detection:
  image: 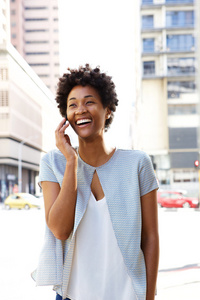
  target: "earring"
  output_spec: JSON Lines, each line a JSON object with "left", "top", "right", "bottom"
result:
{"left": 106, "top": 114, "right": 111, "bottom": 119}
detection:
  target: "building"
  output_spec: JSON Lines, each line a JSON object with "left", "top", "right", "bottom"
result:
{"left": 134, "top": 0, "right": 199, "bottom": 194}
{"left": 9, "top": 0, "right": 60, "bottom": 94}
{"left": 0, "top": 0, "right": 60, "bottom": 201}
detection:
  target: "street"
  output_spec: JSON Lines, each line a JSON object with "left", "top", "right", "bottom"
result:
{"left": 0, "top": 206, "right": 200, "bottom": 300}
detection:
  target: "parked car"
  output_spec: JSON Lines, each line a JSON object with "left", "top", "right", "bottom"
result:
{"left": 157, "top": 190, "right": 199, "bottom": 208}
{"left": 4, "top": 193, "right": 43, "bottom": 210}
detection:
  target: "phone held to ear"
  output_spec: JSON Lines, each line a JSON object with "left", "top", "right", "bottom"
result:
{"left": 63, "top": 114, "right": 68, "bottom": 126}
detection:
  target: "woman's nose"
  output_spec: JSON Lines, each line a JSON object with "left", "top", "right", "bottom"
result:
{"left": 75, "top": 104, "right": 87, "bottom": 114}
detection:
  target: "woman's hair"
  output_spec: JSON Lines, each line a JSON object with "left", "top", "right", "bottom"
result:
{"left": 55, "top": 64, "right": 119, "bottom": 131}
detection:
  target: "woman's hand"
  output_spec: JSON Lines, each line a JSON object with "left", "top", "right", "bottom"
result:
{"left": 55, "top": 118, "right": 77, "bottom": 160}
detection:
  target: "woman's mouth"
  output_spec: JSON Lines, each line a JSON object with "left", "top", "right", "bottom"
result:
{"left": 76, "top": 118, "right": 92, "bottom": 126}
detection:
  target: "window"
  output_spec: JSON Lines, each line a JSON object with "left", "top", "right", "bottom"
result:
{"left": 166, "top": 0, "right": 194, "bottom": 3}
{"left": 142, "top": 0, "right": 153, "bottom": 4}
{"left": 0, "top": 68, "right": 8, "bottom": 80}
{"left": 25, "top": 18, "right": 48, "bottom": 21}
{"left": 25, "top": 7, "right": 47, "bottom": 10}
{"left": 26, "top": 52, "right": 49, "bottom": 55}
{"left": 167, "top": 34, "right": 194, "bottom": 52}
{"left": 167, "top": 57, "right": 195, "bottom": 75}
{"left": 0, "top": 91, "right": 9, "bottom": 106}
{"left": 143, "top": 61, "right": 155, "bottom": 75}
{"left": 168, "top": 104, "right": 197, "bottom": 115}
{"left": 11, "top": 22, "right": 16, "bottom": 27}
{"left": 0, "top": 113, "right": 9, "bottom": 119}
{"left": 30, "top": 63, "right": 49, "bottom": 66}
{"left": 143, "top": 38, "right": 154, "bottom": 52}
{"left": 11, "top": 9, "right": 16, "bottom": 15}
{"left": 166, "top": 11, "right": 194, "bottom": 28}
{"left": 167, "top": 81, "right": 195, "bottom": 98}
{"left": 142, "top": 15, "right": 154, "bottom": 29}
{"left": 38, "top": 74, "right": 49, "bottom": 78}
{"left": 25, "top": 29, "right": 49, "bottom": 32}
{"left": 11, "top": 33, "right": 16, "bottom": 38}
{"left": 169, "top": 128, "right": 197, "bottom": 149}
{"left": 25, "top": 41, "right": 49, "bottom": 44}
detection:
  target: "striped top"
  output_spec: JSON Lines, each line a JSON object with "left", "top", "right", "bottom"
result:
{"left": 32, "top": 148, "right": 158, "bottom": 300}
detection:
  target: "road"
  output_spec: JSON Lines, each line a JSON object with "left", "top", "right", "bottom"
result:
{"left": 0, "top": 206, "right": 199, "bottom": 300}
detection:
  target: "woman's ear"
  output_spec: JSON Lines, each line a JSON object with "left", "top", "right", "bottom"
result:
{"left": 106, "top": 108, "right": 111, "bottom": 119}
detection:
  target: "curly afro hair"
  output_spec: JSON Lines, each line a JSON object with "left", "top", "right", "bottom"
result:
{"left": 55, "top": 64, "right": 119, "bottom": 131}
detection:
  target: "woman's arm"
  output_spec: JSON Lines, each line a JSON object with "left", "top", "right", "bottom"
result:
{"left": 141, "top": 189, "right": 159, "bottom": 300}
{"left": 42, "top": 119, "right": 78, "bottom": 240}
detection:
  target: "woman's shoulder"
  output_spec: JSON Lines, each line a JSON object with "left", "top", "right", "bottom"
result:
{"left": 41, "top": 148, "right": 66, "bottom": 163}
{"left": 117, "top": 149, "right": 150, "bottom": 161}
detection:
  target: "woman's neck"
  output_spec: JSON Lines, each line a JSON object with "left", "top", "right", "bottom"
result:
{"left": 78, "top": 137, "right": 115, "bottom": 167}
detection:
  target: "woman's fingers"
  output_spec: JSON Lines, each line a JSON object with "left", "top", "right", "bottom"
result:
{"left": 56, "top": 118, "right": 69, "bottom": 133}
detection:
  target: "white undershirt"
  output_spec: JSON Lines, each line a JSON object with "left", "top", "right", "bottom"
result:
{"left": 66, "top": 192, "right": 137, "bottom": 300}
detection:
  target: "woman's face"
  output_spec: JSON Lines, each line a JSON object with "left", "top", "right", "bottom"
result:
{"left": 66, "top": 85, "right": 110, "bottom": 141}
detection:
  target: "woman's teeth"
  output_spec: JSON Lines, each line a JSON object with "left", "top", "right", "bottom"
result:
{"left": 76, "top": 119, "right": 92, "bottom": 125}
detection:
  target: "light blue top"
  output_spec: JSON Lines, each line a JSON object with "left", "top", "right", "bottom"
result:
{"left": 32, "top": 148, "right": 158, "bottom": 300}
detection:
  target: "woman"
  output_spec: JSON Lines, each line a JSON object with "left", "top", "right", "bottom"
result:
{"left": 33, "top": 64, "right": 159, "bottom": 300}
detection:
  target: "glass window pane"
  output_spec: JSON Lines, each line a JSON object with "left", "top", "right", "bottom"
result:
{"left": 167, "top": 81, "right": 196, "bottom": 98}
{"left": 142, "top": 15, "right": 154, "bottom": 29}
{"left": 167, "top": 57, "right": 195, "bottom": 75}
{"left": 166, "top": 0, "right": 194, "bottom": 3}
{"left": 167, "top": 34, "right": 194, "bottom": 51}
{"left": 143, "top": 38, "right": 154, "bottom": 52}
{"left": 143, "top": 61, "right": 155, "bottom": 75}
{"left": 168, "top": 104, "right": 197, "bottom": 115}
{"left": 142, "top": 0, "right": 153, "bottom": 4}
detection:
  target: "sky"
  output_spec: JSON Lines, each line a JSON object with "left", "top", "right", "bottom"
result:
{"left": 58, "top": 0, "right": 138, "bottom": 148}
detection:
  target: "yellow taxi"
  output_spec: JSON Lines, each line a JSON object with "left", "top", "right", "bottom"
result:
{"left": 4, "top": 193, "right": 43, "bottom": 210}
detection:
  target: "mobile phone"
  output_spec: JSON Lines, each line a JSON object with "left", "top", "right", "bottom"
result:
{"left": 63, "top": 114, "right": 68, "bottom": 126}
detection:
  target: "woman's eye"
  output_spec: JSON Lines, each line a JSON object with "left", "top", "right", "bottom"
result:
{"left": 86, "top": 101, "right": 94, "bottom": 105}
{"left": 69, "top": 103, "right": 76, "bottom": 107}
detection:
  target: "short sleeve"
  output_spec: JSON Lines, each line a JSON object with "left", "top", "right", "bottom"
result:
{"left": 38, "top": 152, "right": 58, "bottom": 188}
{"left": 139, "top": 152, "right": 159, "bottom": 197}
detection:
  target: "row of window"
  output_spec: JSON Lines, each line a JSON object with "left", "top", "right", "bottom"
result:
{"left": 143, "top": 57, "right": 196, "bottom": 76}
{"left": 143, "top": 34, "right": 194, "bottom": 53}
{"left": 25, "top": 29, "right": 58, "bottom": 32}
{"left": 0, "top": 91, "right": 9, "bottom": 106}
{"left": 30, "top": 63, "right": 60, "bottom": 66}
{"left": 24, "top": 18, "right": 58, "bottom": 22}
{"left": 25, "top": 40, "right": 59, "bottom": 44}
{"left": 142, "top": 0, "right": 194, "bottom": 5}
{"left": 142, "top": 11, "right": 194, "bottom": 29}
{"left": 167, "top": 81, "right": 195, "bottom": 98}
{"left": 168, "top": 104, "right": 197, "bottom": 115}
{"left": 26, "top": 52, "right": 59, "bottom": 55}
{"left": 0, "top": 68, "right": 8, "bottom": 81}
{"left": 12, "top": 29, "right": 59, "bottom": 38}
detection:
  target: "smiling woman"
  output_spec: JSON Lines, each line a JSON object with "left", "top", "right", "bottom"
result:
{"left": 66, "top": 85, "right": 111, "bottom": 141}
{"left": 32, "top": 64, "right": 159, "bottom": 300}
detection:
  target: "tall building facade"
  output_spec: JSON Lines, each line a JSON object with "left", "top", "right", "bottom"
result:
{"left": 0, "top": 0, "right": 60, "bottom": 201}
{"left": 135, "top": 0, "right": 198, "bottom": 193}
{"left": 10, "top": 0, "right": 60, "bottom": 94}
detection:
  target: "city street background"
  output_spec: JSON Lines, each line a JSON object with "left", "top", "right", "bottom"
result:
{"left": 0, "top": 205, "right": 199, "bottom": 300}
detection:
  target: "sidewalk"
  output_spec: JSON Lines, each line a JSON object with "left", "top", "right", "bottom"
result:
{"left": 156, "top": 264, "right": 200, "bottom": 300}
